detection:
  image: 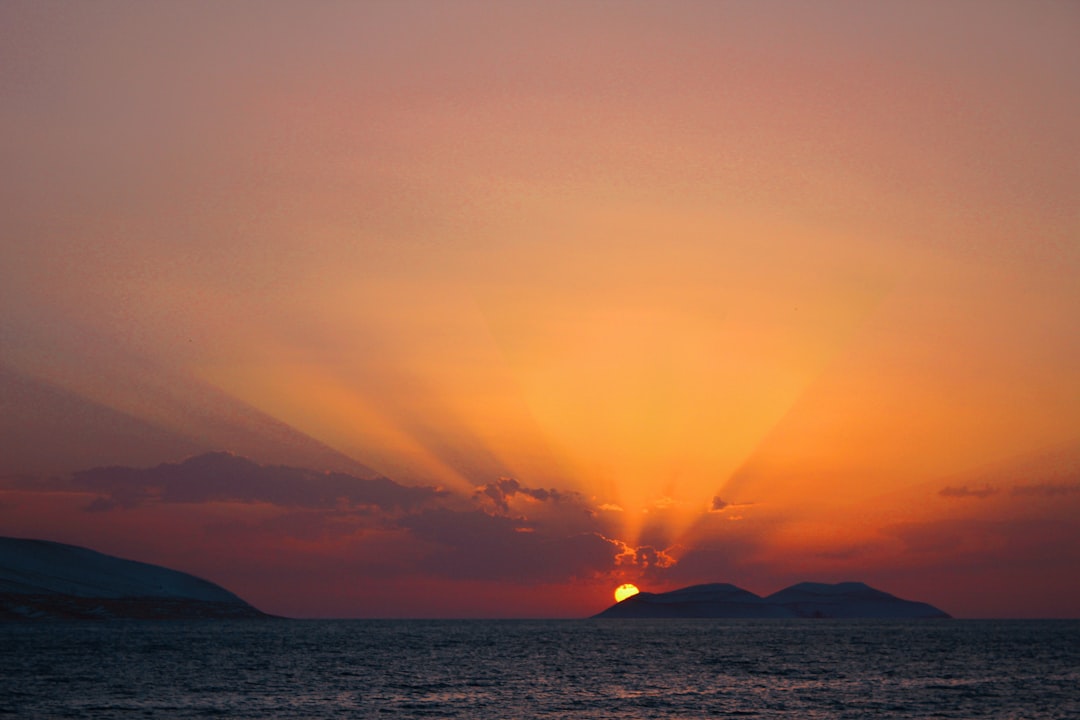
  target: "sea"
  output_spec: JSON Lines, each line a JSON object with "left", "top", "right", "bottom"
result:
{"left": 1, "top": 619, "right": 1077, "bottom": 719}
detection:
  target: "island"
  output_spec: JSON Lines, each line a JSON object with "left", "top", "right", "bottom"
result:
{"left": 593, "top": 582, "right": 950, "bottom": 619}
{"left": 0, "top": 536, "right": 271, "bottom": 620}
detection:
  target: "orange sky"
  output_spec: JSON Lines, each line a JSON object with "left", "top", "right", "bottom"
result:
{"left": 1, "top": 1, "right": 1078, "bottom": 618}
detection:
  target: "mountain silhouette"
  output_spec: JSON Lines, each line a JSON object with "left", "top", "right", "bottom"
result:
{"left": 594, "top": 581, "right": 950, "bottom": 618}
{"left": 0, "top": 536, "right": 271, "bottom": 620}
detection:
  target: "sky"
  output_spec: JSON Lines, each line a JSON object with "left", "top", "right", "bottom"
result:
{"left": 1, "top": 0, "right": 1078, "bottom": 618}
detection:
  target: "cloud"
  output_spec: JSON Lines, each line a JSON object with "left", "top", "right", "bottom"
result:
{"left": 613, "top": 540, "right": 676, "bottom": 570}
{"left": 650, "top": 496, "right": 678, "bottom": 511}
{"left": 4, "top": 454, "right": 642, "bottom": 584}
{"left": 655, "top": 539, "right": 757, "bottom": 587}
{"left": 203, "top": 508, "right": 375, "bottom": 543}
{"left": 2, "top": 453, "right": 692, "bottom": 589}
{"left": 938, "top": 484, "right": 997, "bottom": 499}
{"left": 1011, "top": 483, "right": 1080, "bottom": 497}
{"left": 8, "top": 452, "right": 445, "bottom": 513}
{"left": 397, "top": 508, "right": 622, "bottom": 582}
{"left": 473, "top": 477, "right": 575, "bottom": 514}
{"left": 709, "top": 496, "right": 755, "bottom": 514}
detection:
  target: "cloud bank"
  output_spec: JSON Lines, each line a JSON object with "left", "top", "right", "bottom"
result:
{"left": 1, "top": 453, "right": 675, "bottom": 596}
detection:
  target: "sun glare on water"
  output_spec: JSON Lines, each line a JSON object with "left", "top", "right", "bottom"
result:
{"left": 614, "top": 584, "right": 640, "bottom": 603}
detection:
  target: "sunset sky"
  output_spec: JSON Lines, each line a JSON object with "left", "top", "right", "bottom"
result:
{"left": 2, "top": 1, "right": 1078, "bottom": 618}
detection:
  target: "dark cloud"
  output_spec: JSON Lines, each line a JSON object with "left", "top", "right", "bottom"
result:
{"left": 615, "top": 543, "right": 675, "bottom": 570}
{"left": 654, "top": 540, "right": 756, "bottom": 587}
{"left": 939, "top": 484, "right": 997, "bottom": 499}
{"left": 4, "top": 453, "right": 685, "bottom": 588}
{"left": 474, "top": 477, "right": 574, "bottom": 514}
{"left": 709, "top": 496, "right": 755, "bottom": 513}
{"left": 18, "top": 452, "right": 445, "bottom": 512}
{"left": 398, "top": 508, "right": 622, "bottom": 582}
{"left": 203, "top": 508, "right": 379, "bottom": 543}
{"left": 1011, "top": 483, "right": 1080, "bottom": 497}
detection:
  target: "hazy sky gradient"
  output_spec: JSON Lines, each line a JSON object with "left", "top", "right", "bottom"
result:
{"left": 2, "top": 1, "right": 1078, "bottom": 617}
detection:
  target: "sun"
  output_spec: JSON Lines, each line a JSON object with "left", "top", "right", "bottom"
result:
{"left": 614, "top": 583, "right": 640, "bottom": 603}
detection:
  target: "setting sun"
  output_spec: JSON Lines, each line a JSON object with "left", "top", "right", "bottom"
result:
{"left": 614, "top": 584, "right": 640, "bottom": 603}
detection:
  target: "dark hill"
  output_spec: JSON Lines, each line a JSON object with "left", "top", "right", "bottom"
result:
{"left": 593, "top": 581, "right": 950, "bottom": 619}
{"left": 0, "top": 537, "right": 271, "bottom": 620}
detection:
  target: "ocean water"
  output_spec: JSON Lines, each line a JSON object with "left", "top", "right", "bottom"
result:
{"left": 1, "top": 619, "right": 1077, "bottom": 719}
